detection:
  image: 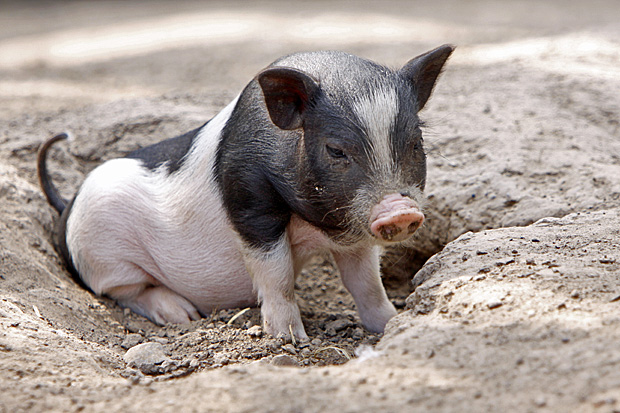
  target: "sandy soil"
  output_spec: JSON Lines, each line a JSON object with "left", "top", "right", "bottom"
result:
{"left": 1, "top": 1, "right": 619, "bottom": 412}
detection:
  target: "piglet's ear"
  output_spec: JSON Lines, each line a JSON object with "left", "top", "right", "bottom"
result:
{"left": 400, "top": 44, "right": 455, "bottom": 112}
{"left": 258, "top": 67, "right": 320, "bottom": 130}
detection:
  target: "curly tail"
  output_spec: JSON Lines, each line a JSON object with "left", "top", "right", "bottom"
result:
{"left": 37, "top": 132, "right": 70, "bottom": 214}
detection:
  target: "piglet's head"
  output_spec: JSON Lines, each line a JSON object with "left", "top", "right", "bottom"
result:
{"left": 258, "top": 45, "right": 454, "bottom": 246}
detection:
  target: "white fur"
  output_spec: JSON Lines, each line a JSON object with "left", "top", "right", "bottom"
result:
{"left": 351, "top": 85, "right": 399, "bottom": 175}
{"left": 66, "top": 94, "right": 397, "bottom": 338}
{"left": 67, "top": 97, "right": 256, "bottom": 321}
{"left": 332, "top": 245, "right": 397, "bottom": 332}
{"left": 240, "top": 238, "right": 307, "bottom": 339}
{"left": 285, "top": 216, "right": 396, "bottom": 337}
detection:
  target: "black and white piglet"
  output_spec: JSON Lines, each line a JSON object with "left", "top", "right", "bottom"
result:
{"left": 38, "top": 45, "right": 454, "bottom": 340}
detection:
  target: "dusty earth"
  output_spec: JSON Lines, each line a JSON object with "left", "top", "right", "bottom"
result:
{"left": 1, "top": 1, "right": 620, "bottom": 412}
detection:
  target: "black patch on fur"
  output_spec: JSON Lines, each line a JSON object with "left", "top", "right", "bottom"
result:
{"left": 126, "top": 124, "right": 206, "bottom": 173}
{"left": 214, "top": 82, "right": 295, "bottom": 251}
{"left": 55, "top": 196, "right": 92, "bottom": 291}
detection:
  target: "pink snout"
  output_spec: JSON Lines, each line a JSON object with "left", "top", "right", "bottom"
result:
{"left": 369, "top": 193, "right": 425, "bottom": 242}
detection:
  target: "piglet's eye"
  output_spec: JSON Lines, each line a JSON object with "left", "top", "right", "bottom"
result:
{"left": 326, "top": 144, "right": 347, "bottom": 160}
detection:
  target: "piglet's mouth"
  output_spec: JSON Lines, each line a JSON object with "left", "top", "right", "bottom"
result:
{"left": 369, "top": 193, "right": 424, "bottom": 243}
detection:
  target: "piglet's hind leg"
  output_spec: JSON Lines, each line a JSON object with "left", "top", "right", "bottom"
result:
{"left": 108, "top": 283, "right": 201, "bottom": 325}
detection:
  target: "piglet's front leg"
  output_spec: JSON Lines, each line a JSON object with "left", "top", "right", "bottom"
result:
{"left": 333, "top": 246, "right": 397, "bottom": 334}
{"left": 242, "top": 239, "right": 308, "bottom": 341}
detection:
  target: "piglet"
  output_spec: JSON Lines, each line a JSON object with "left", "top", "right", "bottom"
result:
{"left": 38, "top": 45, "right": 454, "bottom": 340}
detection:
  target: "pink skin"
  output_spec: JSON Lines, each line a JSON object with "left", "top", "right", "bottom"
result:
{"left": 369, "top": 193, "right": 425, "bottom": 242}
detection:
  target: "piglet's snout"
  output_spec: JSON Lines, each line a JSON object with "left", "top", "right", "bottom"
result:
{"left": 369, "top": 193, "right": 424, "bottom": 242}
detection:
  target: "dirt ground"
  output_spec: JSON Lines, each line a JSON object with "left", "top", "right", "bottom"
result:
{"left": 1, "top": 1, "right": 619, "bottom": 412}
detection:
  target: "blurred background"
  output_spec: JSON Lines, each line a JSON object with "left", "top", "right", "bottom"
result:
{"left": 1, "top": 0, "right": 618, "bottom": 118}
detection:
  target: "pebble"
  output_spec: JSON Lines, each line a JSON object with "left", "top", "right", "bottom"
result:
{"left": 270, "top": 354, "right": 300, "bottom": 367}
{"left": 149, "top": 336, "right": 169, "bottom": 345}
{"left": 247, "top": 325, "right": 263, "bottom": 338}
{"left": 267, "top": 339, "right": 282, "bottom": 352}
{"left": 124, "top": 342, "right": 169, "bottom": 375}
{"left": 121, "top": 333, "right": 143, "bottom": 349}
{"left": 487, "top": 301, "right": 503, "bottom": 310}
{"left": 248, "top": 357, "right": 272, "bottom": 368}
{"left": 351, "top": 327, "right": 364, "bottom": 341}
{"left": 282, "top": 344, "right": 297, "bottom": 354}
{"left": 327, "top": 318, "right": 354, "bottom": 332}
{"left": 495, "top": 258, "right": 515, "bottom": 267}
{"left": 213, "top": 354, "right": 230, "bottom": 366}
{"left": 326, "top": 318, "right": 354, "bottom": 336}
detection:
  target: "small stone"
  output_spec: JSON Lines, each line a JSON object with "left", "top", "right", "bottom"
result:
{"left": 213, "top": 354, "right": 230, "bottom": 366}
{"left": 267, "top": 339, "right": 283, "bottom": 352}
{"left": 121, "top": 333, "right": 143, "bottom": 349}
{"left": 149, "top": 337, "right": 169, "bottom": 345}
{"left": 351, "top": 327, "right": 365, "bottom": 341}
{"left": 496, "top": 258, "right": 515, "bottom": 267}
{"left": 247, "top": 325, "right": 263, "bottom": 338}
{"left": 326, "top": 318, "right": 354, "bottom": 333}
{"left": 282, "top": 344, "right": 297, "bottom": 354}
{"left": 570, "top": 290, "right": 580, "bottom": 299}
{"left": 325, "top": 328, "right": 336, "bottom": 337}
{"left": 124, "top": 342, "right": 169, "bottom": 375}
{"left": 310, "top": 338, "right": 322, "bottom": 348}
{"left": 487, "top": 301, "right": 503, "bottom": 310}
{"left": 270, "top": 355, "right": 300, "bottom": 367}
